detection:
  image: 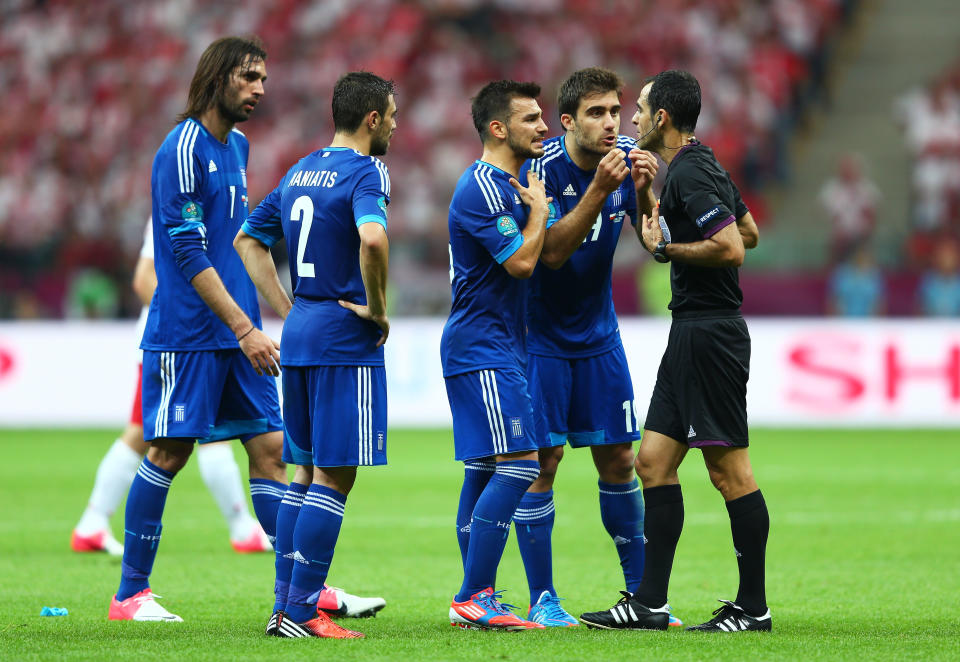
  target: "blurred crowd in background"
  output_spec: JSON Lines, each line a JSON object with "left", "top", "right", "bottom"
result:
{"left": 822, "top": 57, "right": 960, "bottom": 317}
{"left": 6, "top": 0, "right": 953, "bottom": 320}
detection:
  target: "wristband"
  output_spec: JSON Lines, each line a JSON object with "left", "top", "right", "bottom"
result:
{"left": 237, "top": 326, "right": 255, "bottom": 341}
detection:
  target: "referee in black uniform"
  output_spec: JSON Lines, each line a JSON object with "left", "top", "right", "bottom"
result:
{"left": 580, "top": 70, "right": 770, "bottom": 633}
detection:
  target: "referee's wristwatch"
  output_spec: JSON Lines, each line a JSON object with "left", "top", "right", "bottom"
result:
{"left": 652, "top": 239, "right": 670, "bottom": 263}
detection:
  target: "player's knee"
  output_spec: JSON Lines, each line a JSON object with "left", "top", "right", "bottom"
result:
{"left": 536, "top": 447, "right": 563, "bottom": 482}
{"left": 599, "top": 445, "right": 635, "bottom": 483}
{"left": 245, "top": 432, "right": 285, "bottom": 480}
{"left": 316, "top": 466, "right": 357, "bottom": 495}
{"left": 146, "top": 443, "right": 192, "bottom": 474}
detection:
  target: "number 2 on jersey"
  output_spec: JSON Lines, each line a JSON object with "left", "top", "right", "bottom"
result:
{"left": 291, "top": 195, "right": 315, "bottom": 278}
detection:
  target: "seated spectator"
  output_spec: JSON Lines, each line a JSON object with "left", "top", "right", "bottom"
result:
{"left": 827, "top": 244, "right": 885, "bottom": 316}
{"left": 918, "top": 239, "right": 960, "bottom": 316}
{"left": 818, "top": 153, "right": 880, "bottom": 262}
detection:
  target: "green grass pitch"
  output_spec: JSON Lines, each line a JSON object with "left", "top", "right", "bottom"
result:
{"left": 0, "top": 428, "right": 958, "bottom": 661}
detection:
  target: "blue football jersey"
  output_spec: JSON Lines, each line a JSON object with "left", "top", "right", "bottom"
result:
{"left": 520, "top": 135, "right": 637, "bottom": 358}
{"left": 143, "top": 119, "right": 260, "bottom": 351}
{"left": 440, "top": 161, "right": 532, "bottom": 377}
{"left": 242, "top": 147, "right": 390, "bottom": 366}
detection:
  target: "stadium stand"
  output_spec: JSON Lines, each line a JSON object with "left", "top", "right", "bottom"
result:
{"left": 0, "top": 0, "right": 858, "bottom": 317}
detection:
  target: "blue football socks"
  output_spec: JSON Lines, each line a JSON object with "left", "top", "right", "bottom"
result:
{"left": 285, "top": 484, "right": 347, "bottom": 624}
{"left": 456, "top": 459, "right": 495, "bottom": 567}
{"left": 117, "top": 458, "right": 174, "bottom": 601}
{"left": 514, "top": 489, "right": 556, "bottom": 605}
{"left": 249, "top": 478, "right": 286, "bottom": 544}
{"left": 272, "top": 481, "right": 308, "bottom": 613}
{"left": 456, "top": 459, "right": 540, "bottom": 602}
{"left": 599, "top": 479, "right": 646, "bottom": 593}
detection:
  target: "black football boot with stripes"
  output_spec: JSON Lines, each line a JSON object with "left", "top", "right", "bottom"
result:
{"left": 685, "top": 600, "right": 771, "bottom": 632}
{"left": 579, "top": 591, "right": 670, "bottom": 630}
{"left": 264, "top": 611, "right": 280, "bottom": 636}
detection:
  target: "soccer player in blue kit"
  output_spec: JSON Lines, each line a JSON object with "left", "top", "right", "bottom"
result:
{"left": 442, "top": 80, "right": 551, "bottom": 631}
{"left": 235, "top": 71, "right": 396, "bottom": 639}
{"left": 109, "top": 36, "right": 289, "bottom": 623}
{"left": 510, "top": 67, "right": 677, "bottom": 628}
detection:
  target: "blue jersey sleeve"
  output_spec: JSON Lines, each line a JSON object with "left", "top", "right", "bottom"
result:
{"left": 353, "top": 158, "right": 390, "bottom": 229}
{"left": 242, "top": 180, "right": 284, "bottom": 248}
{"left": 626, "top": 177, "right": 638, "bottom": 227}
{"left": 155, "top": 142, "right": 212, "bottom": 281}
{"left": 459, "top": 179, "right": 524, "bottom": 264}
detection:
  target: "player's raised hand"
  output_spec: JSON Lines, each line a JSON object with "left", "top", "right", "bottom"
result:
{"left": 339, "top": 300, "right": 390, "bottom": 348}
{"left": 509, "top": 171, "right": 551, "bottom": 211}
{"left": 238, "top": 327, "right": 281, "bottom": 377}
{"left": 628, "top": 148, "right": 658, "bottom": 192}
{"left": 640, "top": 204, "right": 664, "bottom": 254}
{"left": 594, "top": 148, "right": 630, "bottom": 193}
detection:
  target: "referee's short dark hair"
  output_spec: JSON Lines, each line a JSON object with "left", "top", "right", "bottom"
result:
{"left": 471, "top": 80, "right": 541, "bottom": 142}
{"left": 332, "top": 72, "right": 395, "bottom": 134}
{"left": 557, "top": 67, "right": 623, "bottom": 119}
{"left": 647, "top": 70, "right": 701, "bottom": 134}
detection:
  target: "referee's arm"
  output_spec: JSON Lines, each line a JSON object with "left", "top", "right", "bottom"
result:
{"left": 736, "top": 211, "right": 760, "bottom": 249}
{"left": 640, "top": 208, "right": 746, "bottom": 268}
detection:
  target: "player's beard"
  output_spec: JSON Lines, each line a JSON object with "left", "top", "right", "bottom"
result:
{"left": 574, "top": 128, "right": 614, "bottom": 158}
{"left": 507, "top": 131, "right": 544, "bottom": 159}
{"left": 218, "top": 93, "right": 253, "bottom": 124}
{"left": 370, "top": 124, "right": 392, "bottom": 156}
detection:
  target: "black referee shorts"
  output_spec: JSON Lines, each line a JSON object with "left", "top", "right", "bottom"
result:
{"left": 643, "top": 310, "right": 750, "bottom": 448}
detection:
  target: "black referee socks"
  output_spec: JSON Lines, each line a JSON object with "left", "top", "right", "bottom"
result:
{"left": 726, "top": 489, "right": 769, "bottom": 617}
{"left": 632, "top": 484, "right": 684, "bottom": 608}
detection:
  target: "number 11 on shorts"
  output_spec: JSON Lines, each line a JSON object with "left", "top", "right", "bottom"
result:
{"left": 622, "top": 399, "right": 640, "bottom": 433}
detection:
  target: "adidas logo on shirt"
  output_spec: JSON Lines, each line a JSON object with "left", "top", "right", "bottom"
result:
{"left": 687, "top": 425, "right": 696, "bottom": 438}
{"left": 514, "top": 194, "right": 521, "bottom": 204}
{"left": 208, "top": 160, "right": 218, "bottom": 173}
{"left": 562, "top": 183, "right": 577, "bottom": 196}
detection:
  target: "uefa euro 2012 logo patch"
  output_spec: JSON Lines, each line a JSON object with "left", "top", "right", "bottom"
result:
{"left": 377, "top": 196, "right": 388, "bottom": 218}
{"left": 496, "top": 215, "right": 518, "bottom": 237}
{"left": 181, "top": 201, "right": 203, "bottom": 221}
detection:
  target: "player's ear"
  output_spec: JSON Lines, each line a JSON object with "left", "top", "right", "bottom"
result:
{"left": 559, "top": 113, "right": 576, "bottom": 132}
{"left": 367, "top": 110, "right": 381, "bottom": 132}
{"left": 488, "top": 119, "right": 508, "bottom": 141}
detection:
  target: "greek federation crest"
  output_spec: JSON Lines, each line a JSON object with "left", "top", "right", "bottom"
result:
{"left": 496, "top": 215, "right": 518, "bottom": 237}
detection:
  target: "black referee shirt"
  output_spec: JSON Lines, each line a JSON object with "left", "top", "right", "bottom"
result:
{"left": 658, "top": 141, "right": 749, "bottom": 313}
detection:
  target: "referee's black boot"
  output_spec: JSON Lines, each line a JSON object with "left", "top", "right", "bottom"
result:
{"left": 685, "top": 600, "right": 771, "bottom": 632}
{"left": 579, "top": 591, "right": 670, "bottom": 630}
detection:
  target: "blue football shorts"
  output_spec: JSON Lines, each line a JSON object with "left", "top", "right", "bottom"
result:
{"left": 444, "top": 367, "right": 539, "bottom": 462}
{"left": 526, "top": 344, "right": 642, "bottom": 448}
{"left": 282, "top": 365, "right": 387, "bottom": 468}
{"left": 142, "top": 348, "right": 282, "bottom": 443}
